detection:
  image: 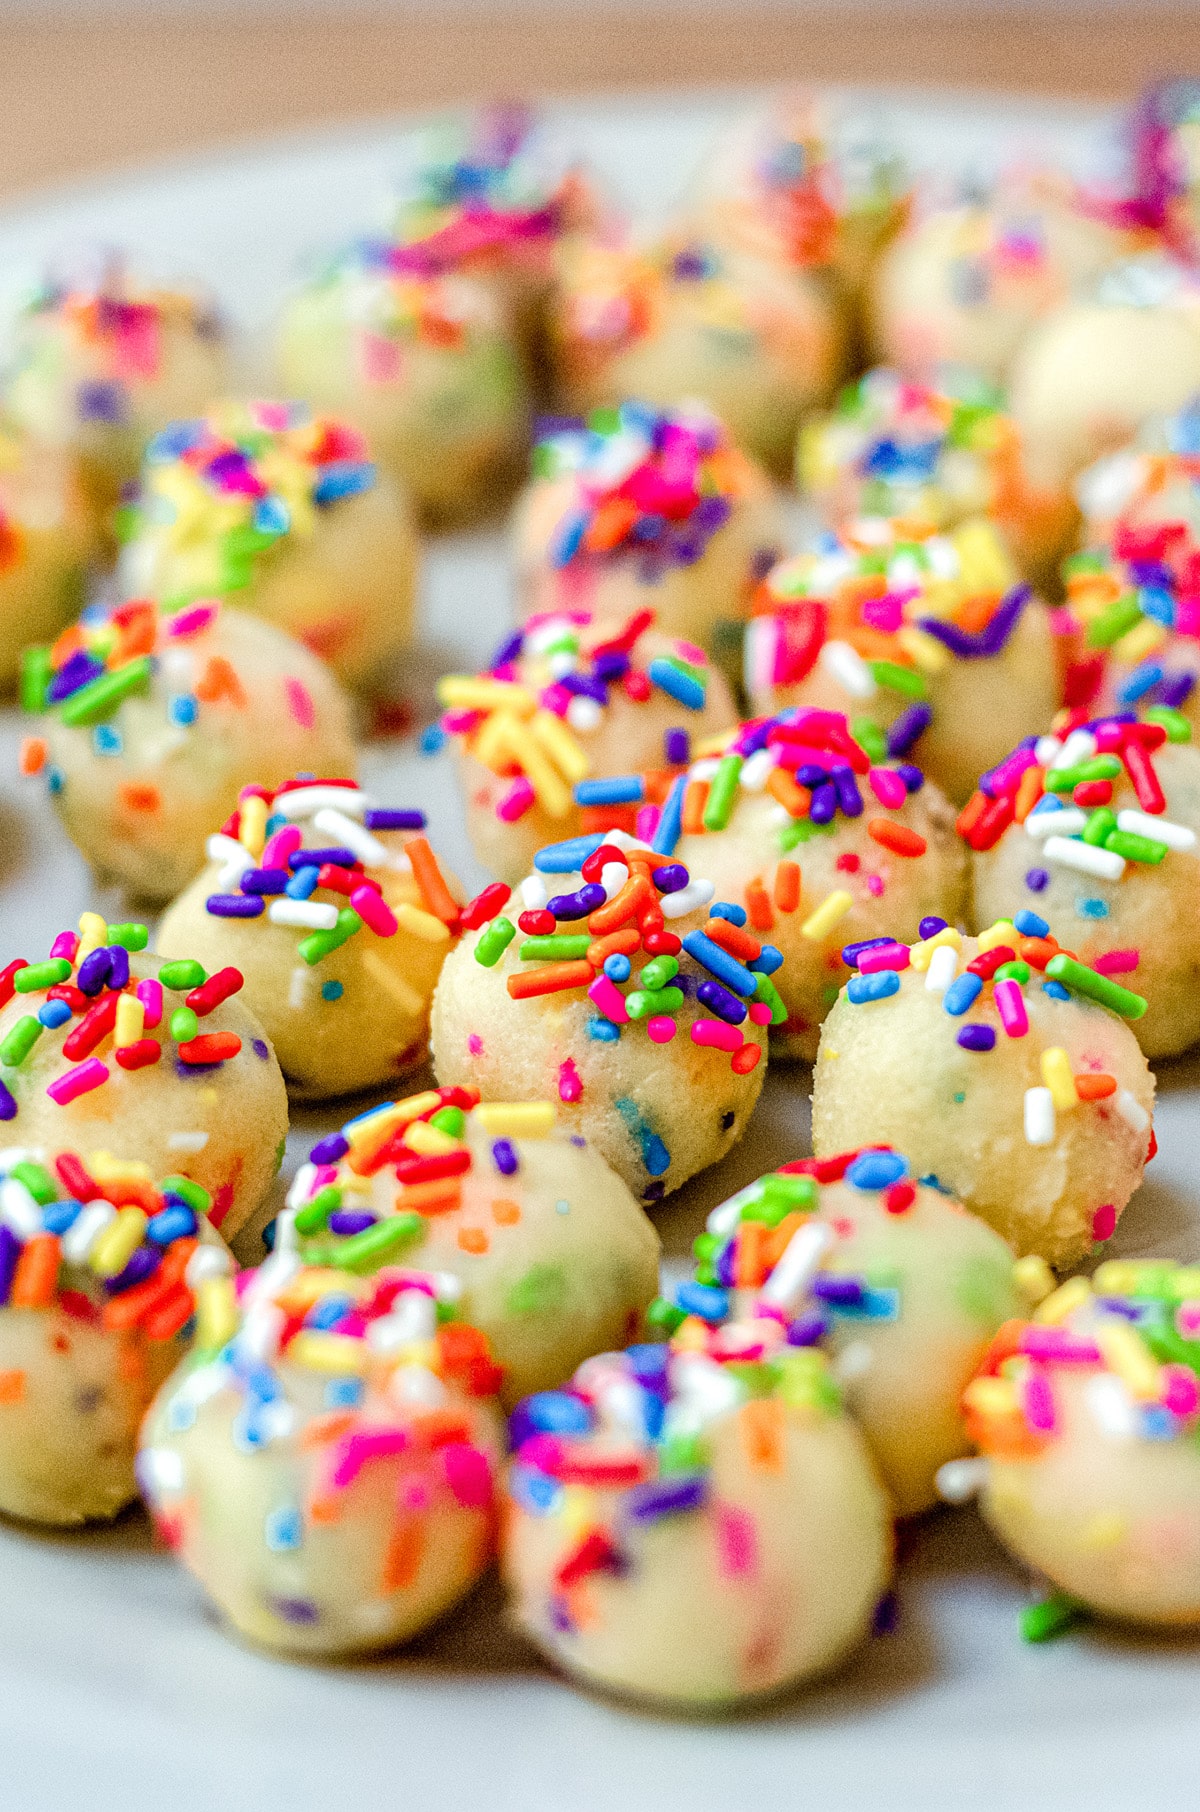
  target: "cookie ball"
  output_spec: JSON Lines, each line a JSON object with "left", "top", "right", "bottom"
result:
{"left": 0, "top": 922, "right": 287, "bottom": 1243}
{"left": 21, "top": 595, "right": 356, "bottom": 902}
{"left": 0, "top": 427, "right": 94, "bottom": 692}
{"left": 1061, "top": 535, "right": 1200, "bottom": 736}
{"left": 431, "top": 839, "right": 774, "bottom": 1205}
{"left": 503, "top": 1312, "right": 891, "bottom": 1707}
{"left": 799, "top": 367, "right": 1077, "bottom": 590}
{"left": 288, "top": 1090, "right": 659, "bottom": 1407}
{"left": 0, "top": 1144, "right": 231, "bottom": 1524}
{"left": 277, "top": 259, "right": 529, "bottom": 526}
{"left": 116, "top": 400, "right": 418, "bottom": 689}
{"left": 157, "top": 778, "right": 463, "bottom": 1099}
{"left": 744, "top": 518, "right": 1061, "bottom": 805}
{"left": 664, "top": 708, "right": 967, "bottom": 1059}
{"left": 810, "top": 918, "right": 1156, "bottom": 1269}
{"left": 139, "top": 1256, "right": 504, "bottom": 1657}
{"left": 1008, "top": 256, "right": 1200, "bottom": 494}
{"left": 435, "top": 607, "right": 736, "bottom": 885}
{"left": 549, "top": 235, "right": 848, "bottom": 477}
{"left": 5, "top": 257, "right": 230, "bottom": 529}
{"left": 512, "top": 405, "right": 785, "bottom": 670}
{"left": 962, "top": 1260, "right": 1200, "bottom": 1629}
{"left": 970, "top": 711, "right": 1200, "bottom": 1059}
{"left": 869, "top": 172, "right": 1123, "bottom": 385}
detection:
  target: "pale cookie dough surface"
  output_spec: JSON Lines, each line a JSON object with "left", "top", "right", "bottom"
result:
{"left": 0, "top": 434, "right": 93, "bottom": 693}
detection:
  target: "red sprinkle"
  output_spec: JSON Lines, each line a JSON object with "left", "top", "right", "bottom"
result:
{"left": 115, "top": 1039, "right": 162, "bottom": 1071}
{"left": 62, "top": 993, "right": 118, "bottom": 1061}
{"left": 176, "top": 1032, "right": 242, "bottom": 1065}
{"left": 884, "top": 1181, "right": 916, "bottom": 1216}
{"left": 518, "top": 909, "right": 556, "bottom": 936}
{"left": 54, "top": 1151, "right": 97, "bottom": 1200}
{"left": 186, "top": 966, "right": 244, "bottom": 1017}
{"left": 0, "top": 959, "right": 28, "bottom": 1012}
{"left": 458, "top": 882, "right": 511, "bottom": 931}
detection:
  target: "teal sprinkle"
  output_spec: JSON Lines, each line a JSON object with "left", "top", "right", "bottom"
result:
{"left": 321, "top": 980, "right": 345, "bottom": 1001}
{"left": 1075, "top": 898, "right": 1109, "bottom": 919}
{"left": 615, "top": 1095, "right": 670, "bottom": 1177}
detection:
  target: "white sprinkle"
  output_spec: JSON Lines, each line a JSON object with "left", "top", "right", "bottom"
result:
{"left": 832, "top": 1340, "right": 874, "bottom": 1383}
{"left": 1075, "top": 448, "right": 1144, "bottom": 520}
{"left": 759, "top": 1220, "right": 835, "bottom": 1311}
{"left": 670, "top": 1351, "right": 742, "bottom": 1424}
{"left": 1034, "top": 735, "right": 1064, "bottom": 766}
{"left": 312, "top": 807, "right": 387, "bottom": 866}
{"left": 368, "top": 1288, "right": 437, "bottom": 1348}
{"left": 604, "top": 830, "right": 654, "bottom": 854}
{"left": 1050, "top": 729, "right": 1096, "bottom": 770}
{"left": 739, "top": 747, "right": 775, "bottom": 792}
{"left": 566, "top": 695, "right": 602, "bottom": 733}
{"left": 688, "top": 757, "right": 722, "bottom": 783}
{"left": 1024, "top": 1086, "right": 1056, "bottom": 1146}
{"left": 600, "top": 861, "right": 629, "bottom": 900}
{"left": 1043, "top": 836, "right": 1126, "bottom": 881}
{"left": 275, "top": 785, "right": 372, "bottom": 820}
{"left": 520, "top": 874, "right": 548, "bottom": 909}
{"left": 0, "top": 1148, "right": 39, "bottom": 1177}
{"left": 207, "top": 833, "right": 253, "bottom": 888}
{"left": 288, "top": 966, "right": 311, "bottom": 1010}
{"left": 235, "top": 1301, "right": 287, "bottom": 1365}
{"left": 185, "top": 1244, "right": 234, "bottom": 1289}
{"left": 1115, "top": 1088, "right": 1150, "bottom": 1134}
{"left": 167, "top": 1131, "right": 210, "bottom": 1152}
{"left": 0, "top": 1178, "right": 42, "bottom": 1239}
{"left": 1117, "top": 808, "right": 1195, "bottom": 851}
{"left": 660, "top": 877, "right": 716, "bottom": 919}
{"left": 268, "top": 898, "right": 339, "bottom": 931}
{"left": 286, "top": 1163, "right": 317, "bottom": 1211}
{"left": 706, "top": 1181, "right": 767, "bottom": 1235}
{"left": 1025, "top": 806, "right": 1086, "bottom": 840}
{"left": 936, "top": 1457, "right": 989, "bottom": 1503}
{"left": 139, "top": 1447, "right": 185, "bottom": 1495}
{"left": 925, "top": 943, "right": 959, "bottom": 993}
{"left": 60, "top": 1198, "right": 116, "bottom": 1263}
{"left": 389, "top": 1364, "right": 449, "bottom": 1408}
{"left": 819, "top": 638, "right": 877, "bottom": 700}
{"left": 743, "top": 617, "right": 777, "bottom": 699}
{"left": 1085, "top": 1372, "right": 1139, "bottom": 1440}
{"left": 272, "top": 1208, "right": 300, "bottom": 1254}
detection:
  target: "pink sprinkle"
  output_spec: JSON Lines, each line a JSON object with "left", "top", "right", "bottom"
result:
{"left": 136, "top": 978, "right": 163, "bottom": 1028}
{"left": 47, "top": 1058, "right": 109, "bottom": 1105}
{"left": 467, "top": 1033, "right": 484, "bottom": 1056}
{"left": 587, "top": 974, "right": 629, "bottom": 1024}
{"left": 1094, "top": 949, "right": 1140, "bottom": 975}
{"left": 331, "top": 1428, "right": 410, "bottom": 1490}
{"left": 497, "top": 776, "right": 535, "bottom": 823}
{"left": 442, "top": 1441, "right": 494, "bottom": 1509}
{"left": 539, "top": 682, "right": 573, "bottom": 718}
{"left": 284, "top": 677, "right": 315, "bottom": 729}
{"left": 986, "top": 746, "right": 1038, "bottom": 797}
{"left": 167, "top": 602, "right": 217, "bottom": 639}
{"left": 714, "top": 1503, "right": 758, "bottom": 1580}
{"left": 635, "top": 805, "right": 661, "bottom": 842}
{"left": 860, "top": 593, "right": 904, "bottom": 634}
{"left": 262, "top": 824, "right": 302, "bottom": 869}
{"left": 993, "top": 977, "right": 1029, "bottom": 1039}
{"left": 1162, "top": 1365, "right": 1199, "bottom": 1420}
{"left": 1091, "top": 1203, "right": 1117, "bottom": 1242}
{"left": 1178, "top": 1303, "right": 1200, "bottom": 1339}
{"left": 858, "top": 941, "right": 910, "bottom": 975}
{"left": 443, "top": 708, "right": 482, "bottom": 736}
{"left": 1177, "top": 599, "right": 1200, "bottom": 638}
{"left": 558, "top": 1058, "right": 583, "bottom": 1102}
{"left": 690, "top": 1018, "right": 742, "bottom": 1052}
{"left": 1022, "top": 1370, "right": 1057, "bottom": 1433}
{"left": 1020, "top": 1327, "right": 1101, "bottom": 1364}
{"left": 675, "top": 640, "right": 707, "bottom": 666}
{"left": 865, "top": 873, "right": 884, "bottom": 898}
{"left": 359, "top": 329, "right": 403, "bottom": 385}
{"left": 647, "top": 1014, "right": 677, "bottom": 1043}
{"left": 867, "top": 767, "right": 907, "bottom": 809}
{"left": 748, "top": 1001, "right": 772, "bottom": 1025}
{"left": 253, "top": 401, "right": 293, "bottom": 433}
{"left": 352, "top": 884, "right": 398, "bottom": 937}
{"left": 50, "top": 931, "right": 79, "bottom": 963}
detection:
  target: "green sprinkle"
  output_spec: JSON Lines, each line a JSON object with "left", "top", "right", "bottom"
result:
{"left": 299, "top": 908, "right": 363, "bottom": 966}
{"left": 850, "top": 716, "right": 888, "bottom": 762}
{"left": 1085, "top": 594, "right": 1143, "bottom": 649}
{"left": 325, "top": 1213, "right": 425, "bottom": 1270}
{"left": 1044, "top": 952, "right": 1147, "bottom": 1019}
{"left": 294, "top": 1184, "right": 341, "bottom": 1236}
{"left": 753, "top": 971, "right": 788, "bottom": 1027}
{"left": 1105, "top": 829, "right": 1168, "bottom": 864}
{"left": 1020, "top": 1592, "right": 1085, "bottom": 1644}
{"left": 868, "top": 659, "right": 926, "bottom": 700}
{"left": 1082, "top": 807, "right": 1117, "bottom": 847}
{"left": 639, "top": 955, "right": 679, "bottom": 990}
{"left": 693, "top": 1262, "right": 718, "bottom": 1285}
{"left": 13, "top": 959, "right": 71, "bottom": 993}
{"left": 106, "top": 923, "right": 149, "bottom": 951}
{"left": 9, "top": 1160, "right": 57, "bottom": 1204}
{"left": 19, "top": 645, "right": 51, "bottom": 713}
{"left": 762, "top": 1171, "right": 818, "bottom": 1211}
{"left": 702, "top": 754, "right": 743, "bottom": 831}
{"left": 626, "top": 986, "right": 684, "bottom": 1020}
{"left": 772, "top": 1348, "right": 841, "bottom": 1414}
{"left": 170, "top": 1007, "right": 199, "bottom": 1043}
{"left": 0, "top": 1016, "right": 42, "bottom": 1066}
{"left": 58, "top": 656, "right": 153, "bottom": 727}
{"left": 506, "top": 1263, "right": 568, "bottom": 1316}
{"left": 519, "top": 935, "right": 590, "bottom": 961}
{"left": 692, "top": 1231, "right": 720, "bottom": 1261}
{"left": 159, "top": 959, "right": 207, "bottom": 991}
{"left": 1144, "top": 705, "right": 1191, "bottom": 742}
{"left": 994, "top": 960, "right": 1031, "bottom": 985}
{"left": 161, "top": 1175, "right": 212, "bottom": 1213}
{"left": 1044, "top": 756, "right": 1121, "bottom": 792}
{"left": 588, "top": 404, "right": 622, "bottom": 435}
{"left": 474, "top": 916, "right": 516, "bottom": 967}
{"left": 646, "top": 1296, "right": 686, "bottom": 1335}
{"left": 658, "top": 1431, "right": 708, "bottom": 1474}
{"left": 429, "top": 1106, "right": 465, "bottom": 1138}
{"left": 1063, "top": 550, "right": 1109, "bottom": 578}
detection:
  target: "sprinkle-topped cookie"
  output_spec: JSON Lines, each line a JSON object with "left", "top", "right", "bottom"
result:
{"left": 1063, "top": 532, "right": 1200, "bottom": 727}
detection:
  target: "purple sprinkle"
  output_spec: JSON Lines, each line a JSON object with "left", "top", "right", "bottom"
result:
{"left": 175, "top": 1058, "right": 220, "bottom": 1077}
{"left": 251, "top": 1038, "right": 269, "bottom": 1060}
{"left": 550, "top": 1596, "right": 575, "bottom": 1634}
{"left": 812, "top": 1275, "right": 866, "bottom": 1307}
{"left": 627, "top": 1474, "right": 708, "bottom": 1522}
{"left": 272, "top": 1597, "right": 320, "bottom": 1626}
{"left": 918, "top": 916, "right": 949, "bottom": 938}
{"left": 895, "top": 763, "right": 924, "bottom": 793}
{"left": 76, "top": 947, "right": 113, "bottom": 995}
{"left": 0, "top": 1080, "right": 15, "bottom": 1123}
{"left": 651, "top": 862, "right": 688, "bottom": 894}
{"left": 664, "top": 728, "right": 690, "bottom": 765}
{"left": 810, "top": 781, "right": 837, "bottom": 825}
{"left": 1025, "top": 868, "right": 1049, "bottom": 893}
{"left": 831, "top": 763, "right": 863, "bottom": 817}
{"left": 885, "top": 703, "right": 934, "bottom": 758}
{"left": 841, "top": 936, "right": 895, "bottom": 969}
{"left": 873, "top": 1589, "right": 901, "bottom": 1636}
{"left": 363, "top": 809, "right": 426, "bottom": 832}
{"left": 240, "top": 867, "right": 291, "bottom": 895}
{"left": 546, "top": 883, "right": 605, "bottom": 920}
{"left": 957, "top": 1024, "right": 996, "bottom": 1052}
{"left": 289, "top": 847, "right": 356, "bottom": 870}
{"left": 560, "top": 672, "right": 608, "bottom": 705}
{"left": 47, "top": 649, "right": 104, "bottom": 704}
{"left": 329, "top": 1211, "right": 376, "bottom": 1235}
{"left": 795, "top": 763, "right": 829, "bottom": 788}
{"left": 696, "top": 978, "right": 747, "bottom": 1024}
{"left": 489, "top": 628, "right": 525, "bottom": 668}
{"left": 76, "top": 379, "right": 127, "bottom": 424}
{"left": 787, "top": 1310, "right": 829, "bottom": 1346}
{"left": 592, "top": 651, "right": 629, "bottom": 683}
{"left": 642, "top": 1180, "right": 667, "bottom": 1204}
{"left": 310, "top": 1133, "right": 349, "bottom": 1166}
{"left": 491, "top": 1138, "right": 519, "bottom": 1176}
{"left": 106, "top": 945, "right": 130, "bottom": 992}
{"left": 715, "top": 1239, "right": 737, "bottom": 1287}
{"left": 205, "top": 894, "right": 265, "bottom": 918}
{"left": 916, "top": 584, "right": 1030, "bottom": 659}
{"left": 105, "top": 1244, "right": 161, "bottom": 1295}
{"left": 0, "top": 1226, "right": 19, "bottom": 1304}
{"left": 1160, "top": 671, "right": 1196, "bottom": 709}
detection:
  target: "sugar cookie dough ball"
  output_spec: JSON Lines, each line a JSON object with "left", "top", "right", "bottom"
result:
{"left": 431, "top": 839, "right": 774, "bottom": 1205}
{"left": 5, "top": 258, "right": 229, "bottom": 528}
{"left": 289, "top": 1091, "right": 659, "bottom": 1407}
{"left": 158, "top": 778, "right": 463, "bottom": 1099}
{"left": 970, "top": 712, "right": 1200, "bottom": 1059}
{"left": 116, "top": 399, "right": 418, "bottom": 689}
{"left": 1008, "top": 257, "right": 1200, "bottom": 494}
{"left": 0, "top": 926, "right": 287, "bottom": 1243}
{"left": 503, "top": 1314, "right": 891, "bottom": 1707}
{"left": 744, "top": 518, "right": 1060, "bottom": 805}
{"left": 513, "top": 405, "right": 785, "bottom": 669}
{"left": 22, "top": 596, "right": 356, "bottom": 902}
{"left": 669, "top": 711, "right": 967, "bottom": 1059}
{"left": 695, "top": 1149, "right": 1024, "bottom": 1515}
{"left": 869, "top": 173, "right": 1123, "bottom": 384}
{"left": 962, "top": 1261, "right": 1200, "bottom": 1628}
{"left": 139, "top": 1257, "right": 504, "bottom": 1657}
{"left": 811, "top": 918, "right": 1155, "bottom": 1269}
{"left": 1061, "top": 538, "right": 1200, "bottom": 737}
{"left": 799, "top": 367, "right": 1077, "bottom": 590}
{"left": 277, "top": 259, "right": 529, "bottom": 526}
{"left": 550, "top": 236, "right": 848, "bottom": 476}
{"left": 435, "top": 608, "right": 736, "bottom": 885}
{"left": 0, "top": 1145, "right": 230, "bottom": 1524}
{"left": 0, "top": 427, "right": 94, "bottom": 692}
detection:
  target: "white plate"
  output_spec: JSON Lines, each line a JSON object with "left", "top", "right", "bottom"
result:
{"left": 0, "top": 86, "right": 1198, "bottom": 1812}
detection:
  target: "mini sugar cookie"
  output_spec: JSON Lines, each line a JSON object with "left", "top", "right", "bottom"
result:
{"left": 1061, "top": 535, "right": 1200, "bottom": 735}
{"left": 157, "top": 778, "right": 463, "bottom": 1098}
{"left": 743, "top": 517, "right": 1060, "bottom": 805}
{"left": 0, "top": 1144, "right": 230, "bottom": 1524}
{"left": 1008, "top": 256, "right": 1200, "bottom": 494}
{"left": 811, "top": 917, "right": 1155, "bottom": 1269}
{"left": 115, "top": 399, "right": 418, "bottom": 689}
{"left": 139, "top": 1254, "right": 504, "bottom": 1657}
{"left": 277, "top": 258, "right": 529, "bottom": 526}
{"left": 503, "top": 1304, "right": 891, "bottom": 1707}
{"left": 0, "top": 426, "right": 94, "bottom": 692}
{"left": 798, "top": 367, "right": 1077, "bottom": 589}
{"left": 21, "top": 595, "right": 356, "bottom": 902}
{"left": 0, "top": 922, "right": 287, "bottom": 1242}
{"left": 288, "top": 1090, "right": 659, "bottom": 1406}
{"left": 512, "top": 405, "right": 785, "bottom": 666}
{"left": 431, "top": 838, "right": 778, "bottom": 1204}
{"left": 957, "top": 1261, "right": 1200, "bottom": 1630}
{"left": 434, "top": 608, "right": 736, "bottom": 884}
{"left": 549, "top": 236, "right": 847, "bottom": 476}
{"left": 969, "top": 710, "right": 1200, "bottom": 1059}
{"left": 655, "top": 707, "right": 968, "bottom": 1059}
{"left": 4, "top": 256, "right": 230, "bottom": 528}
{"left": 869, "top": 171, "right": 1124, "bottom": 385}
{"left": 689, "top": 1148, "right": 1024, "bottom": 1515}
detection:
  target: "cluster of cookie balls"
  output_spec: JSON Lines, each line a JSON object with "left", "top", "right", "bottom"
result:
{"left": 2, "top": 90, "right": 1200, "bottom": 1710}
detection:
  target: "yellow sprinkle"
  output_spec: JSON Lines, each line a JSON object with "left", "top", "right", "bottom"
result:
{"left": 89, "top": 1206, "right": 148, "bottom": 1279}
{"left": 473, "top": 1101, "right": 556, "bottom": 1139}
{"left": 1034, "top": 1276, "right": 1092, "bottom": 1325}
{"left": 77, "top": 911, "right": 108, "bottom": 959}
{"left": 287, "top": 1331, "right": 367, "bottom": 1375}
{"left": 800, "top": 889, "right": 854, "bottom": 941}
{"left": 670, "top": 1315, "right": 712, "bottom": 1354}
{"left": 345, "top": 1091, "right": 441, "bottom": 1150}
{"left": 239, "top": 794, "right": 268, "bottom": 858}
{"left": 561, "top": 1485, "right": 599, "bottom": 1537}
{"left": 1096, "top": 1321, "right": 1162, "bottom": 1400}
{"left": 405, "top": 1119, "right": 461, "bottom": 1157}
{"left": 472, "top": 707, "right": 519, "bottom": 774}
{"left": 361, "top": 950, "right": 425, "bottom": 1016}
{"left": 694, "top": 728, "right": 740, "bottom": 758}
{"left": 977, "top": 919, "right": 1016, "bottom": 953}
{"left": 529, "top": 708, "right": 590, "bottom": 786}
{"left": 1012, "top": 1255, "right": 1056, "bottom": 1306}
{"left": 436, "top": 676, "right": 537, "bottom": 715}
{"left": 86, "top": 1151, "right": 152, "bottom": 1185}
{"left": 1078, "top": 1511, "right": 1129, "bottom": 1551}
{"left": 393, "top": 901, "right": 451, "bottom": 943}
{"left": 194, "top": 1276, "right": 239, "bottom": 1351}
{"left": 908, "top": 925, "right": 961, "bottom": 971}
{"left": 1040, "top": 1047, "right": 1079, "bottom": 1112}
{"left": 114, "top": 994, "right": 145, "bottom": 1049}
{"left": 1111, "top": 618, "right": 1167, "bottom": 665}
{"left": 496, "top": 717, "right": 573, "bottom": 817}
{"left": 275, "top": 1269, "right": 360, "bottom": 1313}
{"left": 963, "top": 1375, "right": 1018, "bottom": 1416}
{"left": 895, "top": 624, "right": 950, "bottom": 674}
{"left": 951, "top": 519, "right": 1015, "bottom": 593}
{"left": 1091, "top": 1260, "right": 1141, "bottom": 1296}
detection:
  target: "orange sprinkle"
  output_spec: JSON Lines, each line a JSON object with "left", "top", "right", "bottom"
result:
{"left": 956, "top": 791, "right": 989, "bottom": 841}
{"left": 955, "top": 592, "right": 1002, "bottom": 635}
{"left": 307, "top": 1496, "right": 343, "bottom": 1526}
{"left": 507, "top": 959, "right": 594, "bottom": 1000}
{"left": 382, "top": 1520, "right": 425, "bottom": 1593}
{"left": 405, "top": 835, "right": 460, "bottom": 926}
{"left": 49, "top": 624, "right": 85, "bottom": 667}
{"left": 396, "top": 1180, "right": 461, "bottom": 1214}
{"left": 119, "top": 782, "right": 162, "bottom": 814}
{"left": 703, "top": 917, "right": 762, "bottom": 962}
{"left": 587, "top": 872, "right": 653, "bottom": 937}
{"left": 583, "top": 496, "right": 640, "bottom": 553}
{"left": 1075, "top": 1072, "right": 1117, "bottom": 1101}
{"left": 0, "top": 1370, "right": 25, "bottom": 1405}
{"left": 739, "top": 1397, "right": 786, "bottom": 1473}
{"left": 1017, "top": 935, "right": 1059, "bottom": 971}
{"left": 733, "top": 1220, "right": 768, "bottom": 1289}
{"left": 196, "top": 654, "right": 247, "bottom": 707}
{"left": 682, "top": 779, "right": 710, "bottom": 836}
{"left": 773, "top": 860, "right": 801, "bottom": 913}
{"left": 745, "top": 877, "right": 775, "bottom": 931}
{"left": 1014, "top": 765, "right": 1045, "bottom": 823}
{"left": 299, "top": 1411, "right": 358, "bottom": 1450}
{"left": 765, "top": 767, "right": 812, "bottom": 818}
{"left": 868, "top": 817, "right": 927, "bottom": 858}
{"left": 579, "top": 804, "right": 637, "bottom": 837}
{"left": 586, "top": 927, "right": 641, "bottom": 968}
{"left": 457, "top": 1226, "right": 490, "bottom": 1255}
{"left": 491, "top": 1199, "right": 521, "bottom": 1226}
{"left": 10, "top": 1234, "right": 61, "bottom": 1309}
{"left": 18, "top": 736, "right": 46, "bottom": 777}
{"left": 763, "top": 1211, "right": 807, "bottom": 1269}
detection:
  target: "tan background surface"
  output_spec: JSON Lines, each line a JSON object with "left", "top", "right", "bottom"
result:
{"left": 0, "top": 7, "right": 1197, "bottom": 203}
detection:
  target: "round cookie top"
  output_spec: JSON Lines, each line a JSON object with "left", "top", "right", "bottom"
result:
{"left": 964, "top": 1260, "right": 1200, "bottom": 1458}
{"left": 0, "top": 1141, "right": 229, "bottom": 1336}
{"left": 286, "top": 249, "right": 511, "bottom": 357}
{"left": 1063, "top": 529, "right": 1200, "bottom": 719}
{"left": 115, "top": 399, "right": 379, "bottom": 606}
{"left": 433, "top": 608, "right": 725, "bottom": 824}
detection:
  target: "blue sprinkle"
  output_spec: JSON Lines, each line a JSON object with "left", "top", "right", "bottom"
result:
{"left": 146, "top": 1205, "right": 197, "bottom": 1244}
{"left": 311, "top": 460, "right": 376, "bottom": 506}
{"left": 253, "top": 494, "right": 290, "bottom": 536}
{"left": 1140, "top": 1403, "right": 1177, "bottom": 1441}
{"left": 1115, "top": 660, "right": 1163, "bottom": 706}
{"left": 324, "top": 1376, "right": 364, "bottom": 1409}
{"left": 709, "top": 902, "right": 747, "bottom": 927}
{"left": 650, "top": 773, "right": 686, "bottom": 856}
{"left": 644, "top": 1133, "right": 670, "bottom": 1176}
{"left": 847, "top": 970, "right": 900, "bottom": 1004}
{"left": 1042, "top": 980, "right": 1071, "bottom": 1001}
{"left": 587, "top": 1016, "right": 620, "bottom": 1042}
{"left": 264, "top": 1505, "right": 303, "bottom": 1552}
{"left": 748, "top": 943, "right": 783, "bottom": 974}
{"left": 943, "top": 973, "right": 984, "bottom": 1016}
{"left": 37, "top": 999, "right": 72, "bottom": 1029}
{"left": 321, "top": 979, "right": 344, "bottom": 1000}
{"left": 510, "top": 1390, "right": 593, "bottom": 1449}
{"left": 647, "top": 658, "right": 706, "bottom": 712}
{"left": 681, "top": 930, "right": 757, "bottom": 998}
{"left": 167, "top": 693, "right": 198, "bottom": 727}
{"left": 46, "top": 765, "right": 64, "bottom": 795}
{"left": 603, "top": 953, "right": 631, "bottom": 982}
{"left": 574, "top": 776, "right": 644, "bottom": 806}
{"left": 40, "top": 1198, "right": 83, "bottom": 1235}
{"left": 534, "top": 833, "right": 607, "bottom": 873}
{"left": 845, "top": 1150, "right": 909, "bottom": 1191}
{"left": 286, "top": 865, "right": 320, "bottom": 900}
{"left": 1075, "top": 897, "right": 1109, "bottom": 919}
{"left": 676, "top": 1280, "right": 730, "bottom": 1322}
{"left": 420, "top": 722, "right": 448, "bottom": 755}
{"left": 1013, "top": 910, "right": 1049, "bottom": 937}
{"left": 92, "top": 722, "right": 123, "bottom": 755}
{"left": 509, "top": 1464, "right": 563, "bottom": 1516}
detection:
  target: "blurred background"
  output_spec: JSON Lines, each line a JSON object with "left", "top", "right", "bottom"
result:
{"left": 0, "top": 0, "right": 1197, "bottom": 205}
